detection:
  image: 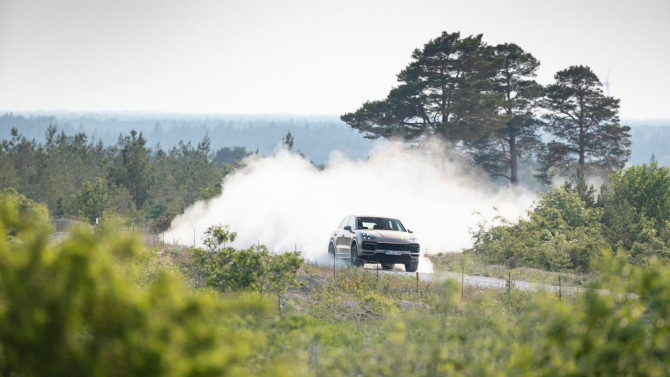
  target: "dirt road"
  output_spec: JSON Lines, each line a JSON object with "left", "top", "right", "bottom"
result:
{"left": 360, "top": 264, "right": 582, "bottom": 295}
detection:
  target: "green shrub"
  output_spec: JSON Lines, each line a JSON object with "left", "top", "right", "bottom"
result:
{"left": 0, "top": 197, "right": 270, "bottom": 376}
{"left": 191, "top": 225, "right": 303, "bottom": 296}
{"left": 471, "top": 188, "right": 607, "bottom": 272}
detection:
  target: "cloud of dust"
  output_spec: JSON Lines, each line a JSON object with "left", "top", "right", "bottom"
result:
{"left": 166, "top": 140, "right": 538, "bottom": 273}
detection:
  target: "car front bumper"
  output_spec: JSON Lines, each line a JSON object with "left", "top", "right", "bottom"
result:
{"left": 359, "top": 240, "right": 420, "bottom": 263}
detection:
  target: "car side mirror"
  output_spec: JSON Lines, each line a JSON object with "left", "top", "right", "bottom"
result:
{"left": 344, "top": 225, "right": 352, "bottom": 232}
{"left": 408, "top": 229, "right": 413, "bottom": 233}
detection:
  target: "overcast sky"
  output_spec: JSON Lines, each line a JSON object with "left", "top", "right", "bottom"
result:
{"left": 1, "top": 0, "right": 669, "bottom": 119}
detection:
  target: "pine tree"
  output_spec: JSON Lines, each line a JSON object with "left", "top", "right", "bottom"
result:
{"left": 109, "top": 130, "right": 154, "bottom": 210}
{"left": 539, "top": 65, "right": 630, "bottom": 181}
{"left": 467, "top": 43, "right": 544, "bottom": 184}
{"left": 341, "top": 32, "right": 506, "bottom": 145}
{"left": 282, "top": 131, "right": 294, "bottom": 151}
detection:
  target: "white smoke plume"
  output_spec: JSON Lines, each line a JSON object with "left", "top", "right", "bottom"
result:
{"left": 166, "top": 140, "right": 538, "bottom": 273}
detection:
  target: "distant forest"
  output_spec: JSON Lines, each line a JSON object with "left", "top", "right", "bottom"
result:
{"left": 626, "top": 120, "right": 670, "bottom": 166}
{"left": 1, "top": 113, "right": 668, "bottom": 167}
{"left": 0, "top": 113, "right": 377, "bottom": 165}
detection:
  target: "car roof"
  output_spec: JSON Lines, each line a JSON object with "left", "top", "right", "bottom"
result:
{"left": 352, "top": 215, "right": 400, "bottom": 220}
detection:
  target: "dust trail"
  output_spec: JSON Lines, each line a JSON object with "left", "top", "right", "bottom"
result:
{"left": 166, "top": 140, "right": 537, "bottom": 273}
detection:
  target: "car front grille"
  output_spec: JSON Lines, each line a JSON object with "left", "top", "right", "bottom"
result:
{"left": 376, "top": 243, "right": 410, "bottom": 251}
{"left": 362, "top": 241, "right": 377, "bottom": 251}
{"left": 361, "top": 242, "right": 420, "bottom": 253}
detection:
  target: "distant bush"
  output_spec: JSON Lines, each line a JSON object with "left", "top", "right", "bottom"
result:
{"left": 0, "top": 187, "right": 48, "bottom": 223}
{"left": 600, "top": 162, "right": 670, "bottom": 264}
{"left": 471, "top": 163, "right": 670, "bottom": 271}
{"left": 191, "top": 224, "right": 303, "bottom": 296}
{"left": 470, "top": 187, "right": 607, "bottom": 271}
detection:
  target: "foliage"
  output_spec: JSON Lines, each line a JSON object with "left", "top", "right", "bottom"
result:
{"left": 68, "top": 177, "right": 112, "bottom": 222}
{"left": 282, "top": 131, "right": 294, "bottom": 151}
{"left": 192, "top": 229, "right": 302, "bottom": 296}
{"left": 214, "top": 146, "right": 251, "bottom": 165}
{"left": 0, "top": 195, "right": 271, "bottom": 377}
{"left": 467, "top": 43, "right": 544, "bottom": 184}
{"left": 203, "top": 224, "right": 238, "bottom": 250}
{"left": 599, "top": 162, "right": 670, "bottom": 264}
{"left": 109, "top": 130, "right": 155, "bottom": 209}
{"left": 342, "top": 34, "right": 633, "bottom": 186}
{"left": 563, "top": 168, "right": 598, "bottom": 208}
{"left": 470, "top": 162, "right": 670, "bottom": 271}
{"left": 510, "top": 255, "right": 670, "bottom": 377}
{"left": 539, "top": 65, "right": 631, "bottom": 181}
{"left": 470, "top": 187, "right": 607, "bottom": 271}
{"left": 0, "top": 126, "right": 227, "bottom": 229}
{"left": 0, "top": 188, "right": 49, "bottom": 225}
{"left": 3, "top": 195, "right": 670, "bottom": 376}
{"left": 341, "top": 32, "right": 506, "bottom": 143}
{"left": 295, "top": 256, "right": 670, "bottom": 376}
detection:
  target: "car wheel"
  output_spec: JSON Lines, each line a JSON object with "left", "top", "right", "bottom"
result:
{"left": 350, "top": 243, "right": 363, "bottom": 267}
{"left": 405, "top": 261, "right": 419, "bottom": 272}
{"left": 382, "top": 264, "right": 394, "bottom": 270}
{"left": 328, "top": 242, "right": 335, "bottom": 256}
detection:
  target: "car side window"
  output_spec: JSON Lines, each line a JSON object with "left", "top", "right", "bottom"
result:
{"left": 338, "top": 217, "right": 347, "bottom": 229}
{"left": 347, "top": 216, "right": 355, "bottom": 229}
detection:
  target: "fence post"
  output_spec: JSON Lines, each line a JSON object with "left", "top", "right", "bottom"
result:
{"left": 461, "top": 253, "right": 465, "bottom": 301}
{"left": 558, "top": 274, "right": 562, "bottom": 302}
{"left": 333, "top": 249, "right": 336, "bottom": 280}
{"left": 508, "top": 271, "right": 512, "bottom": 309}
{"left": 277, "top": 292, "right": 282, "bottom": 316}
{"left": 416, "top": 272, "right": 419, "bottom": 299}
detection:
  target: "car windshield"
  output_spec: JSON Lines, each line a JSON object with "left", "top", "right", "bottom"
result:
{"left": 356, "top": 217, "right": 406, "bottom": 232}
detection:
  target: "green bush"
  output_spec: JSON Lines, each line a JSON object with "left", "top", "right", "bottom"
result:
{"left": 191, "top": 225, "right": 303, "bottom": 296}
{"left": 0, "top": 197, "right": 270, "bottom": 376}
{"left": 600, "top": 162, "right": 670, "bottom": 264}
{"left": 471, "top": 187, "right": 607, "bottom": 271}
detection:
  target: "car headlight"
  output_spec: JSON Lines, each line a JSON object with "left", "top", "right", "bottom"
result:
{"left": 361, "top": 233, "right": 376, "bottom": 240}
{"left": 409, "top": 236, "right": 418, "bottom": 242}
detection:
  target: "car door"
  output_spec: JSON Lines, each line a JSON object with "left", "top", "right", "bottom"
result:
{"left": 335, "top": 216, "right": 350, "bottom": 254}
{"left": 340, "top": 216, "right": 355, "bottom": 252}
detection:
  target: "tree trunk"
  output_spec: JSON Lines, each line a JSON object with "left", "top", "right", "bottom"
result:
{"left": 578, "top": 95, "right": 586, "bottom": 171}
{"left": 509, "top": 134, "right": 518, "bottom": 184}
{"left": 579, "top": 123, "right": 586, "bottom": 171}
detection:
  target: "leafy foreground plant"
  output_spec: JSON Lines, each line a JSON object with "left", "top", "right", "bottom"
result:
{"left": 301, "top": 256, "right": 670, "bottom": 377}
{"left": 0, "top": 199, "right": 271, "bottom": 377}
{"left": 2, "top": 195, "right": 670, "bottom": 376}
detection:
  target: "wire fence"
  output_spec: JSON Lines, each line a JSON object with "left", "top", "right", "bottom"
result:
{"left": 49, "top": 216, "right": 167, "bottom": 247}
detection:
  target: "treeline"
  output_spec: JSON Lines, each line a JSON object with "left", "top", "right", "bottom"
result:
{"left": 4, "top": 113, "right": 670, "bottom": 172}
{"left": 0, "top": 126, "right": 234, "bottom": 230}
{"left": 470, "top": 163, "right": 670, "bottom": 271}
{"left": 0, "top": 113, "right": 376, "bottom": 165}
{"left": 342, "top": 31, "right": 631, "bottom": 184}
